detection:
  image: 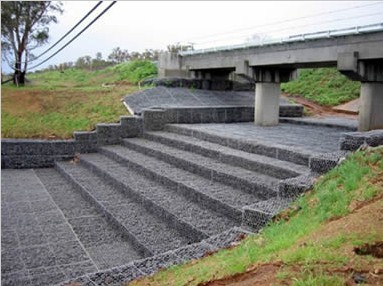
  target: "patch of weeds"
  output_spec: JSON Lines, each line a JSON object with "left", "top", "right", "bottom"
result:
{"left": 291, "top": 270, "right": 344, "bottom": 286}
{"left": 276, "top": 268, "right": 292, "bottom": 280}
{"left": 303, "top": 107, "right": 312, "bottom": 117}
{"left": 282, "top": 243, "right": 348, "bottom": 266}
{"left": 281, "top": 68, "right": 360, "bottom": 106}
{"left": 351, "top": 232, "right": 381, "bottom": 247}
{"left": 321, "top": 234, "right": 348, "bottom": 249}
{"left": 113, "top": 60, "right": 157, "bottom": 84}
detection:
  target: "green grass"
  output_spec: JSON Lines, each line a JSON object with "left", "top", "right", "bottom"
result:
{"left": 111, "top": 60, "right": 157, "bottom": 84}
{"left": 281, "top": 68, "right": 361, "bottom": 106}
{"left": 130, "top": 147, "right": 383, "bottom": 286}
{"left": 292, "top": 271, "right": 344, "bottom": 286}
{"left": 1, "top": 60, "right": 157, "bottom": 139}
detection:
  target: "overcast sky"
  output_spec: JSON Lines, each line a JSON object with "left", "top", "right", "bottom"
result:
{"left": 5, "top": 1, "right": 383, "bottom": 72}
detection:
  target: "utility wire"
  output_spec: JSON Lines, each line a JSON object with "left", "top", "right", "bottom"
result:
{"left": 29, "top": 1, "right": 117, "bottom": 70}
{"left": 178, "top": 1, "right": 383, "bottom": 44}
{"left": 30, "top": 1, "right": 103, "bottom": 61}
{"left": 195, "top": 11, "right": 383, "bottom": 46}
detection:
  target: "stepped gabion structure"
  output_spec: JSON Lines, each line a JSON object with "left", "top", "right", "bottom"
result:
{"left": 2, "top": 87, "right": 382, "bottom": 286}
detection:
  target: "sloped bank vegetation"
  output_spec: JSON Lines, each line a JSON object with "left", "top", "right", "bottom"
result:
{"left": 282, "top": 68, "right": 361, "bottom": 106}
{"left": 129, "top": 146, "right": 383, "bottom": 286}
{"left": 1, "top": 60, "right": 157, "bottom": 139}
{"left": 2, "top": 63, "right": 359, "bottom": 139}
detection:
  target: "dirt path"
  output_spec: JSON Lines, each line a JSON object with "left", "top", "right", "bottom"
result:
{"left": 283, "top": 94, "right": 358, "bottom": 120}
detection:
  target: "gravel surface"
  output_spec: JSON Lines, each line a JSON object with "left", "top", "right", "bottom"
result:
{"left": 100, "top": 145, "right": 262, "bottom": 210}
{"left": 1, "top": 169, "right": 98, "bottom": 286}
{"left": 79, "top": 153, "right": 238, "bottom": 236}
{"left": 122, "top": 137, "right": 280, "bottom": 194}
{"left": 124, "top": 87, "right": 289, "bottom": 114}
{"left": 36, "top": 169, "right": 143, "bottom": 269}
{"left": 57, "top": 161, "right": 193, "bottom": 255}
{"left": 144, "top": 131, "right": 310, "bottom": 178}
{"left": 167, "top": 122, "right": 351, "bottom": 153}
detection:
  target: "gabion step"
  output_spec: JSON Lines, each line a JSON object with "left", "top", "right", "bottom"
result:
{"left": 34, "top": 168, "right": 144, "bottom": 272}
{"left": 77, "top": 153, "right": 238, "bottom": 237}
{"left": 99, "top": 145, "right": 262, "bottom": 221}
{"left": 57, "top": 227, "right": 249, "bottom": 286}
{"left": 122, "top": 138, "right": 280, "bottom": 198}
{"left": 56, "top": 161, "right": 193, "bottom": 256}
{"left": 143, "top": 131, "right": 310, "bottom": 179}
{"left": 164, "top": 124, "right": 312, "bottom": 166}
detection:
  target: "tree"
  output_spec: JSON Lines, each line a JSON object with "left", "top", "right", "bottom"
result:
{"left": 108, "top": 47, "right": 130, "bottom": 63}
{"left": 1, "top": 1, "right": 63, "bottom": 85}
{"left": 245, "top": 33, "right": 272, "bottom": 45}
{"left": 167, "top": 43, "right": 194, "bottom": 53}
{"left": 95, "top": 52, "right": 103, "bottom": 61}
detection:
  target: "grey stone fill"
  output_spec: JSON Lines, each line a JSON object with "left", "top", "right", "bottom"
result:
{"left": 98, "top": 145, "right": 261, "bottom": 217}
{"left": 56, "top": 161, "right": 193, "bottom": 255}
{"left": 3, "top": 116, "right": 377, "bottom": 286}
{"left": 280, "top": 116, "right": 357, "bottom": 131}
{"left": 1, "top": 169, "right": 98, "bottom": 286}
{"left": 165, "top": 122, "right": 351, "bottom": 154}
{"left": 340, "top": 129, "right": 383, "bottom": 151}
{"left": 124, "top": 86, "right": 289, "bottom": 114}
{"left": 58, "top": 227, "right": 248, "bottom": 286}
{"left": 242, "top": 197, "right": 293, "bottom": 231}
{"left": 143, "top": 130, "right": 310, "bottom": 179}
{"left": 35, "top": 169, "right": 144, "bottom": 270}
{"left": 121, "top": 137, "right": 280, "bottom": 197}
{"left": 77, "top": 152, "right": 238, "bottom": 236}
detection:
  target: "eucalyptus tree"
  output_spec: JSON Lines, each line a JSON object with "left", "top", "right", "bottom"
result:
{"left": 1, "top": 1, "right": 63, "bottom": 85}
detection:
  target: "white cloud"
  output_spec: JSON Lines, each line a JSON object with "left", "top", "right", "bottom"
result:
{"left": 3, "top": 1, "right": 383, "bottom": 71}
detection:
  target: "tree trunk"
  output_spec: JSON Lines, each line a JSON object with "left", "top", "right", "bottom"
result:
{"left": 13, "top": 52, "right": 25, "bottom": 86}
{"left": 13, "top": 70, "right": 26, "bottom": 86}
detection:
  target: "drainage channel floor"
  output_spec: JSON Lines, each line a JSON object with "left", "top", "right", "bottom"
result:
{"left": 1, "top": 169, "right": 142, "bottom": 286}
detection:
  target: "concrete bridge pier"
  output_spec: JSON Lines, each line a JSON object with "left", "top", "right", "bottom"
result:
{"left": 253, "top": 68, "right": 297, "bottom": 126}
{"left": 359, "top": 83, "right": 383, "bottom": 131}
{"left": 254, "top": 83, "right": 281, "bottom": 126}
{"left": 338, "top": 54, "right": 383, "bottom": 131}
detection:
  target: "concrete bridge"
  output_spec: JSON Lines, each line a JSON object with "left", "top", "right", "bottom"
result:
{"left": 159, "top": 24, "right": 383, "bottom": 131}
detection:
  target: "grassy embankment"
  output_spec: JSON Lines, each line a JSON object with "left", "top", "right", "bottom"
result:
{"left": 2, "top": 66, "right": 359, "bottom": 139}
{"left": 1, "top": 60, "right": 157, "bottom": 139}
{"left": 281, "top": 68, "right": 361, "bottom": 106}
{"left": 129, "top": 147, "right": 383, "bottom": 286}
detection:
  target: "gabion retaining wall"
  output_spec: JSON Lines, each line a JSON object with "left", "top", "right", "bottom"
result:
{"left": 141, "top": 77, "right": 255, "bottom": 91}
{"left": 340, "top": 129, "right": 383, "bottom": 151}
{"left": 1, "top": 105, "right": 302, "bottom": 169}
{"left": 1, "top": 116, "right": 142, "bottom": 169}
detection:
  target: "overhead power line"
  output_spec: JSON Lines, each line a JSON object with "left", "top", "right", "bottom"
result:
{"left": 29, "top": 1, "right": 117, "bottom": 70}
{"left": 178, "top": 1, "right": 383, "bottom": 44}
{"left": 31, "top": 1, "right": 103, "bottom": 61}
{"left": 196, "top": 11, "right": 383, "bottom": 46}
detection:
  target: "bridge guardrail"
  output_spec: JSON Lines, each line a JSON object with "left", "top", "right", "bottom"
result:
{"left": 179, "top": 22, "right": 383, "bottom": 56}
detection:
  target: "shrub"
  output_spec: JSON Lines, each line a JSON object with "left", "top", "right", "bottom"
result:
{"left": 113, "top": 60, "right": 157, "bottom": 84}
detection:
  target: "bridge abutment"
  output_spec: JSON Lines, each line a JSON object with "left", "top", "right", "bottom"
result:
{"left": 359, "top": 83, "right": 383, "bottom": 131}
